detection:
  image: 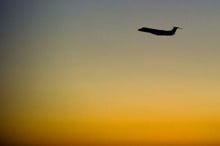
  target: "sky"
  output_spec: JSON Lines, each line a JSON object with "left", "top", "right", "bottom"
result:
{"left": 2, "top": 0, "right": 220, "bottom": 145}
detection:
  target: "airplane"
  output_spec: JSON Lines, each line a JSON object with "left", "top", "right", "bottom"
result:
{"left": 138, "top": 26, "right": 182, "bottom": 36}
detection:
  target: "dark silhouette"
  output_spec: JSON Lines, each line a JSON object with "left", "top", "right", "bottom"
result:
{"left": 138, "top": 26, "right": 182, "bottom": 36}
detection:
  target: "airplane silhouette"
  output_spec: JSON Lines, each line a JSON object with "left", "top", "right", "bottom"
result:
{"left": 138, "top": 26, "right": 182, "bottom": 36}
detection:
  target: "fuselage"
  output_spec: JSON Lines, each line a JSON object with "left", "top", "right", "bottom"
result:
{"left": 138, "top": 27, "right": 179, "bottom": 36}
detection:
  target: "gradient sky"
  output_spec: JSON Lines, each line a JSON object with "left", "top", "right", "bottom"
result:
{"left": 2, "top": 0, "right": 220, "bottom": 145}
